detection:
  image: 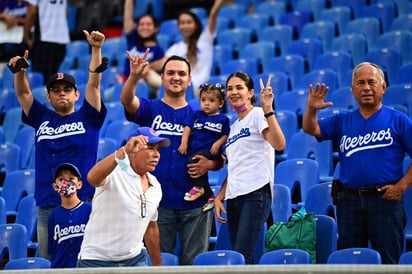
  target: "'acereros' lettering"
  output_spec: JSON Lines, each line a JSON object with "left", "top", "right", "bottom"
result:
{"left": 340, "top": 128, "right": 393, "bottom": 157}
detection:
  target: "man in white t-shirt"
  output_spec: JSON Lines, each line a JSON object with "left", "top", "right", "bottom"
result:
{"left": 77, "top": 127, "right": 170, "bottom": 267}
{"left": 24, "top": 0, "right": 70, "bottom": 80}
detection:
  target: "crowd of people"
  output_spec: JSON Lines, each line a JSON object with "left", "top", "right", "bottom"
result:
{"left": 2, "top": 0, "right": 412, "bottom": 269}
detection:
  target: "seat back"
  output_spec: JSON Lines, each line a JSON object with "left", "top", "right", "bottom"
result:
{"left": 382, "top": 83, "right": 412, "bottom": 118}
{"left": 314, "top": 51, "right": 353, "bottom": 87}
{"left": 15, "top": 195, "right": 37, "bottom": 244}
{"left": 97, "top": 138, "right": 118, "bottom": 162}
{"left": 14, "top": 127, "right": 35, "bottom": 170}
{"left": 305, "top": 182, "right": 335, "bottom": 217}
{"left": 287, "top": 131, "right": 334, "bottom": 182}
{"left": 2, "top": 107, "right": 25, "bottom": 145}
{"left": 275, "top": 158, "right": 319, "bottom": 206}
{"left": 279, "top": 11, "right": 313, "bottom": 40}
{"left": 287, "top": 38, "right": 323, "bottom": 71}
{"left": 272, "top": 184, "right": 292, "bottom": 223}
{"left": 1, "top": 169, "right": 36, "bottom": 217}
{"left": 193, "top": 250, "right": 245, "bottom": 265}
{"left": 220, "top": 58, "right": 259, "bottom": 78}
{"left": 327, "top": 247, "right": 382, "bottom": 264}
{"left": 319, "top": 6, "right": 351, "bottom": 35}
{"left": 103, "top": 120, "right": 139, "bottom": 147}
{"left": 365, "top": 48, "right": 402, "bottom": 86}
{"left": 0, "top": 144, "right": 20, "bottom": 176}
{"left": 397, "top": 64, "right": 412, "bottom": 84}
{"left": 300, "top": 69, "right": 338, "bottom": 94}
{"left": 147, "top": 252, "right": 179, "bottom": 266}
{"left": 330, "top": 86, "right": 359, "bottom": 110}
{"left": 344, "top": 17, "right": 381, "bottom": 51}
{"left": 239, "top": 42, "right": 276, "bottom": 74}
{"left": 268, "top": 55, "right": 305, "bottom": 90}
{"left": 399, "top": 251, "right": 412, "bottom": 264}
{"left": 4, "top": 257, "right": 51, "bottom": 269}
{"left": 255, "top": 1, "right": 286, "bottom": 25}
{"left": 259, "top": 25, "right": 293, "bottom": 56}
{"left": 315, "top": 215, "right": 337, "bottom": 263}
{"left": 259, "top": 248, "right": 311, "bottom": 264}
{"left": 391, "top": 14, "right": 412, "bottom": 32}
{"left": 331, "top": 33, "right": 367, "bottom": 66}
{"left": 0, "top": 224, "right": 28, "bottom": 261}
{"left": 301, "top": 20, "right": 335, "bottom": 52}
{"left": 361, "top": 2, "right": 396, "bottom": 33}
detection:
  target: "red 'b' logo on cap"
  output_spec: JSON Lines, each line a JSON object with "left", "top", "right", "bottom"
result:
{"left": 56, "top": 72, "right": 65, "bottom": 80}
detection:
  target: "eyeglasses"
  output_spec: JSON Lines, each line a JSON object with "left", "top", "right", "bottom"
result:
{"left": 140, "top": 193, "right": 147, "bottom": 218}
{"left": 49, "top": 86, "right": 75, "bottom": 94}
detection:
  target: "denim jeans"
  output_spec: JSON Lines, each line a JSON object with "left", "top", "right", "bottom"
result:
{"left": 226, "top": 183, "right": 272, "bottom": 264}
{"left": 77, "top": 248, "right": 148, "bottom": 267}
{"left": 157, "top": 207, "right": 212, "bottom": 265}
{"left": 336, "top": 192, "right": 406, "bottom": 264}
{"left": 37, "top": 206, "right": 55, "bottom": 260}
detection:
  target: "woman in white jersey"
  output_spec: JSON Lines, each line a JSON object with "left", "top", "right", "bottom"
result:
{"left": 214, "top": 71, "right": 286, "bottom": 264}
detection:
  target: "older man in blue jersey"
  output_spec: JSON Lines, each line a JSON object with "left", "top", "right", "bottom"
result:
{"left": 302, "top": 62, "right": 412, "bottom": 264}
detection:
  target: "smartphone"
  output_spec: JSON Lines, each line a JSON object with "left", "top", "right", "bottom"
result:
{"left": 7, "top": 57, "right": 30, "bottom": 73}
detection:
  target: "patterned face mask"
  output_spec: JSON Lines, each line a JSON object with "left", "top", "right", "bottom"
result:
{"left": 55, "top": 179, "right": 77, "bottom": 198}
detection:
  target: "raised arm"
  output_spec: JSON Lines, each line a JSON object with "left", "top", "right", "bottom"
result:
{"left": 23, "top": 2, "right": 36, "bottom": 49}
{"left": 83, "top": 30, "right": 105, "bottom": 111}
{"left": 259, "top": 77, "right": 286, "bottom": 151}
{"left": 302, "top": 83, "right": 332, "bottom": 138}
{"left": 10, "top": 50, "right": 33, "bottom": 116}
{"left": 207, "top": 0, "right": 225, "bottom": 34}
{"left": 123, "top": 0, "right": 135, "bottom": 34}
{"left": 120, "top": 49, "right": 150, "bottom": 117}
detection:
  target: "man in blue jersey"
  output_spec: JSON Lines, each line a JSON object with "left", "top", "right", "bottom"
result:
{"left": 120, "top": 50, "right": 224, "bottom": 265}
{"left": 9, "top": 30, "right": 107, "bottom": 259}
{"left": 302, "top": 62, "right": 412, "bottom": 264}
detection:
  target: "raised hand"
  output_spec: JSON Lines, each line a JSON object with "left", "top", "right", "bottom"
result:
{"left": 83, "top": 30, "right": 105, "bottom": 48}
{"left": 307, "top": 83, "right": 333, "bottom": 110}
{"left": 126, "top": 48, "right": 150, "bottom": 77}
{"left": 259, "top": 76, "right": 274, "bottom": 113}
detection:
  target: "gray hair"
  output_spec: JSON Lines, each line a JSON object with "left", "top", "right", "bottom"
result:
{"left": 352, "top": 62, "right": 386, "bottom": 85}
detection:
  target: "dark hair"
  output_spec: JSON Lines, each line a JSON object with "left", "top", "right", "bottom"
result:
{"left": 177, "top": 10, "right": 202, "bottom": 66}
{"left": 199, "top": 83, "right": 225, "bottom": 102}
{"left": 225, "top": 71, "right": 257, "bottom": 104}
{"left": 135, "top": 14, "right": 160, "bottom": 49}
{"left": 161, "top": 55, "right": 192, "bottom": 75}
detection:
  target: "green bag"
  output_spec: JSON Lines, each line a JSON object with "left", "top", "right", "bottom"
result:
{"left": 265, "top": 207, "right": 317, "bottom": 263}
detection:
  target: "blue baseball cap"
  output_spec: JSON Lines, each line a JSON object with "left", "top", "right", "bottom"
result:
{"left": 130, "top": 127, "right": 170, "bottom": 147}
{"left": 54, "top": 163, "right": 82, "bottom": 180}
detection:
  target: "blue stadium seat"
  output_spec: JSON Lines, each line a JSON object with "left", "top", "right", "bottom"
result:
{"left": 13, "top": 127, "right": 35, "bottom": 170}
{"left": 133, "top": 0, "right": 163, "bottom": 21}
{"left": 148, "top": 252, "right": 179, "bottom": 266}
{"left": 382, "top": 83, "right": 412, "bottom": 118}
{"left": 319, "top": 6, "right": 351, "bottom": 35}
{"left": 158, "top": 19, "right": 182, "bottom": 44}
{"left": 15, "top": 195, "right": 38, "bottom": 256}
{"left": 304, "top": 182, "right": 335, "bottom": 217}
{"left": 331, "top": 33, "right": 367, "bottom": 66}
{"left": 4, "top": 257, "right": 51, "bottom": 270}
{"left": 220, "top": 58, "right": 259, "bottom": 78}
{"left": 271, "top": 184, "right": 292, "bottom": 223}
{"left": 399, "top": 251, "right": 412, "bottom": 264}
{"left": 27, "top": 72, "right": 44, "bottom": 89}
{"left": 254, "top": 1, "right": 286, "bottom": 25}
{"left": 96, "top": 138, "right": 117, "bottom": 162}
{"left": 268, "top": 54, "right": 305, "bottom": 90}
{"left": 239, "top": 42, "right": 276, "bottom": 74}
{"left": 300, "top": 69, "right": 339, "bottom": 94}
{"left": 273, "top": 110, "right": 299, "bottom": 159}
{"left": 376, "top": 30, "right": 412, "bottom": 65}
{"left": 301, "top": 21, "right": 336, "bottom": 52}
{"left": 361, "top": 2, "right": 396, "bottom": 33}
{"left": 1, "top": 169, "right": 35, "bottom": 218}
{"left": 0, "top": 89, "right": 19, "bottom": 118}
{"left": 0, "top": 224, "right": 28, "bottom": 261}
{"left": 397, "top": 64, "right": 412, "bottom": 84}
{"left": 259, "top": 249, "right": 311, "bottom": 264}
{"left": 315, "top": 215, "right": 338, "bottom": 263}
{"left": 278, "top": 88, "right": 309, "bottom": 119}
{"left": 103, "top": 120, "right": 139, "bottom": 147}
{"left": 286, "top": 131, "right": 334, "bottom": 182}
{"left": 330, "top": 86, "right": 359, "bottom": 110}
{"left": 275, "top": 158, "right": 320, "bottom": 207}
{"left": 212, "top": 44, "right": 233, "bottom": 76}
{"left": 287, "top": 38, "right": 323, "bottom": 72}
{"left": 391, "top": 14, "right": 412, "bottom": 31}
{"left": 314, "top": 51, "right": 353, "bottom": 87}
{"left": 258, "top": 25, "right": 293, "bottom": 56}
{"left": 344, "top": 17, "right": 381, "bottom": 51}
{"left": 0, "top": 144, "right": 20, "bottom": 177}
{"left": 327, "top": 247, "right": 382, "bottom": 264}
{"left": 235, "top": 13, "right": 271, "bottom": 41}
{"left": 217, "top": 4, "right": 248, "bottom": 28}
{"left": 253, "top": 72, "right": 289, "bottom": 102}
{"left": 216, "top": 28, "right": 253, "bottom": 56}
{"left": 330, "top": 0, "right": 368, "bottom": 19}
{"left": 189, "top": 7, "right": 207, "bottom": 21}
{"left": 279, "top": 11, "right": 313, "bottom": 40}
{"left": 365, "top": 48, "right": 402, "bottom": 86}
{"left": 294, "top": 0, "right": 327, "bottom": 21}
{"left": 194, "top": 250, "right": 245, "bottom": 265}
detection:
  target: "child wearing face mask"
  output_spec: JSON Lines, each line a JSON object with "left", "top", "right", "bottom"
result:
{"left": 48, "top": 163, "right": 92, "bottom": 268}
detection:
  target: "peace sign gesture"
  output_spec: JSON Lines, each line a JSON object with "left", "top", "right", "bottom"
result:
{"left": 126, "top": 48, "right": 150, "bottom": 77}
{"left": 259, "top": 76, "right": 274, "bottom": 114}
